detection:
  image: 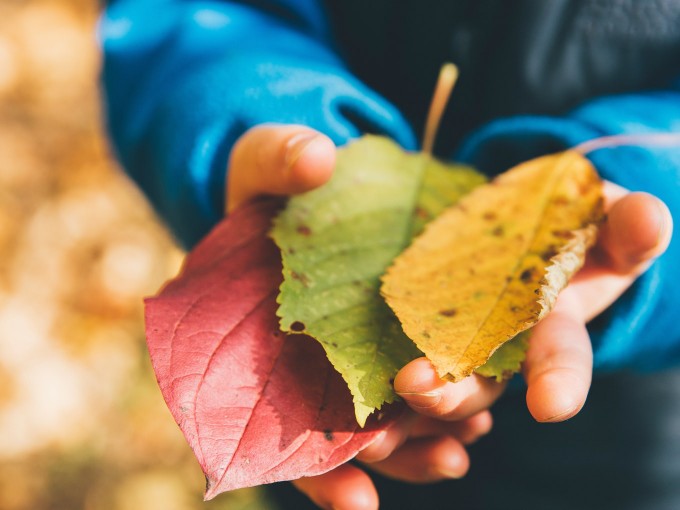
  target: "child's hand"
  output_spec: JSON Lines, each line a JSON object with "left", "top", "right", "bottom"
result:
{"left": 395, "top": 181, "right": 673, "bottom": 424}
{"left": 227, "top": 124, "right": 495, "bottom": 509}
{"left": 226, "top": 124, "right": 673, "bottom": 510}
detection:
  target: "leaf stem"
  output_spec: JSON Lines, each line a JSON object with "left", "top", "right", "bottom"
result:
{"left": 422, "top": 63, "right": 459, "bottom": 156}
{"left": 573, "top": 132, "right": 680, "bottom": 155}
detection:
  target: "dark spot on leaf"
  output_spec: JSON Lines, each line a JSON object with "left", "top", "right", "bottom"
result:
{"left": 554, "top": 196, "right": 570, "bottom": 206}
{"left": 414, "top": 206, "right": 428, "bottom": 219}
{"left": 469, "top": 268, "right": 476, "bottom": 275}
{"left": 297, "top": 225, "right": 312, "bottom": 236}
{"left": 510, "top": 305, "right": 521, "bottom": 313}
{"left": 421, "top": 330, "right": 431, "bottom": 339}
{"left": 388, "top": 378, "right": 395, "bottom": 386}
{"left": 506, "top": 276, "right": 513, "bottom": 282}
{"left": 290, "top": 321, "right": 306, "bottom": 332}
{"left": 542, "top": 246, "right": 559, "bottom": 260}
{"left": 552, "top": 230, "right": 572, "bottom": 239}
{"left": 439, "top": 308, "right": 457, "bottom": 317}
{"left": 291, "top": 271, "right": 310, "bottom": 287}
{"left": 483, "top": 211, "right": 497, "bottom": 221}
{"left": 288, "top": 248, "right": 295, "bottom": 254}
{"left": 492, "top": 226, "right": 505, "bottom": 237}
{"left": 324, "top": 429, "right": 334, "bottom": 441}
{"left": 330, "top": 342, "right": 338, "bottom": 348}
{"left": 520, "top": 268, "right": 538, "bottom": 283}
{"left": 352, "top": 280, "right": 362, "bottom": 286}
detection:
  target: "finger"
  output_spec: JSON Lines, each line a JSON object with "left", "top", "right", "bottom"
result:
{"left": 292, "top": 463, "right": 378, "bottom": 510}
{"left": 226, "top": 124, "right": 336, "bottom": 212}
{"left": 571, "top": 186, "right": 673, "bottom": 321}
{"left": 595, "top": 189, "right": 672, "bottom": 274}
{"left": 367, "top": 436, "right": 469, "bottom": 483}
{"left": 523, "top": 289, "right": 593, "bottom": 423}
{"left": 410, "top": 410, "right": 494, "bottom": 445}
{"left": 355, "top": 411, "right": 418, "bottom": 463}
{"left": 394, "top": 357, "right": 506, "bottom": 421}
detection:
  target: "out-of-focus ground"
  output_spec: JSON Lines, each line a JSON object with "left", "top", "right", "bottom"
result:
{"left": 0, "top": 1, "right": 276, "bottom": 508}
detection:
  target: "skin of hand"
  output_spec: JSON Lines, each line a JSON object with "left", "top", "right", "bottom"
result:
{"left": 227, "top": 124, "right": 674, "bottom": 510}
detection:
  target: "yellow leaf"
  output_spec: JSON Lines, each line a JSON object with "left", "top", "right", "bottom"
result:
{"left": 381, "top": 151, "right": 604, "bottom": 381}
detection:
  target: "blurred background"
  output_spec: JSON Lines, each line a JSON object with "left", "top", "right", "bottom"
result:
{"left": 0, "top": 1, "right": 277, "bottom": 508}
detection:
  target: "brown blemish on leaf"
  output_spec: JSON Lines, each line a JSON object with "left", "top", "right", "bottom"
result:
{"left": 324, "top": 430, "right": 334, "bottom": 441}
{"left": 483, "top": 211, "right": 497, "bottom": 221}
{"left": 296, "top": 225, "right": 312, "bottom": 236}
{"left": 439, "top": 308, "right": 457, "bottom": 317}
{"left": 421, "top": 331, "right": 431, "bottom": 339}
{"left": 552, "top": 230, "right": 572, "bottom": 240}
{"left": 414, "top": 206, "right": 429, "bottom": 219}
{"left": 291, "top": 271, "right": 310, "bottom": 287}
{"left": 492, "top": 226, "right": 505, "bottom": 237}
{"left": 554, "top": 195, "right": 570, "bottom": 206}
{"left": 520, "top": 267, "right": 539, "bottom": 283}
{"left": 290, "top": 321, "right": 306, "bottom": 332}
{"left": 541, "top": 246, "right": 559, "bottom": 261}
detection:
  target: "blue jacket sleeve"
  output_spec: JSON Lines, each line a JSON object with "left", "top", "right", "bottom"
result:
{"left": 456, "top": 90, "right": 680, "bottom": 372}
{"left": 99, "top": 0, "right": 416, "bottom": 248}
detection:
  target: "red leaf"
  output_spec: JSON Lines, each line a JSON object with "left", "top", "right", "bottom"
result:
{"left": 145, "top": 199, "right": 398, "bottom": 499}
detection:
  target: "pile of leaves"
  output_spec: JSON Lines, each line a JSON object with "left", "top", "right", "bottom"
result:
{"left": 145, "top": 136, "right": 603, "bottom": 498}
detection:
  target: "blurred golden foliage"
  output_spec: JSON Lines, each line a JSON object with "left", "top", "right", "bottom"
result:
{"left": 0, "top": 1, "right": 276, "bottom": 508}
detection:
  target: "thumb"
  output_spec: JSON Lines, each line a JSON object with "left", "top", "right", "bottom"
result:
{"left": 226, "top": 124, "right": 336, "bottom": 213}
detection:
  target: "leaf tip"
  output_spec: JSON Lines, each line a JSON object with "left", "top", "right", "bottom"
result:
{"left": 354, "top": 402, "right": 374, "bottom": 428}
{"left": 203, "top": 475, "right": 219, "bottom": 501}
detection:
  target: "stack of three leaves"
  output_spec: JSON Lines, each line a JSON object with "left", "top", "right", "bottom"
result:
{"left": 145, "top": 136, "right": 602, "bottom": 498}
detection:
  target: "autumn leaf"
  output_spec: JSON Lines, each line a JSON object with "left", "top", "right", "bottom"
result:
{"left": 271, "top": 136, "right": 485, "bottom": 425}
{"left": 145, "top": 199, "right": 399, "bottom": 499}
{"left": 382, "top": 151, "right": 604, "bottom": 381}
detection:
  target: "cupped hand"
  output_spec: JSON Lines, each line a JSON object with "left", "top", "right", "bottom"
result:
{"left": 227, "top": 124, "right": 495, "bottom": 510}
{"left": 227, "top": 124, "right": 673, "bottom": 509}
{"left": 395, "top": 181, "right": 673, "bottom": 424}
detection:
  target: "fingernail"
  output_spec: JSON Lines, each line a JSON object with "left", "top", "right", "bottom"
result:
{"left": 397, "top": 390, "right": 442, "bottom": 409}
{"left": 653, "top": 199, "right": 672, "bottom": 249}
{"left": 541, "top": 403, "right": 581, "bottom": 423}
{"left": 435, "top": 467, "right": 464, "bottom": 479}
{"left": 285, "top": 133, "right": 320, "bottom": 169}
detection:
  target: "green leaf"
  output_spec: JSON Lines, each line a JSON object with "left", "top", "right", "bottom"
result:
{"left": 271, "top": 135, "right": 486, "bottom": 425}
{"left": 474, "top": 331, "right": 530, "bottom": 382}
